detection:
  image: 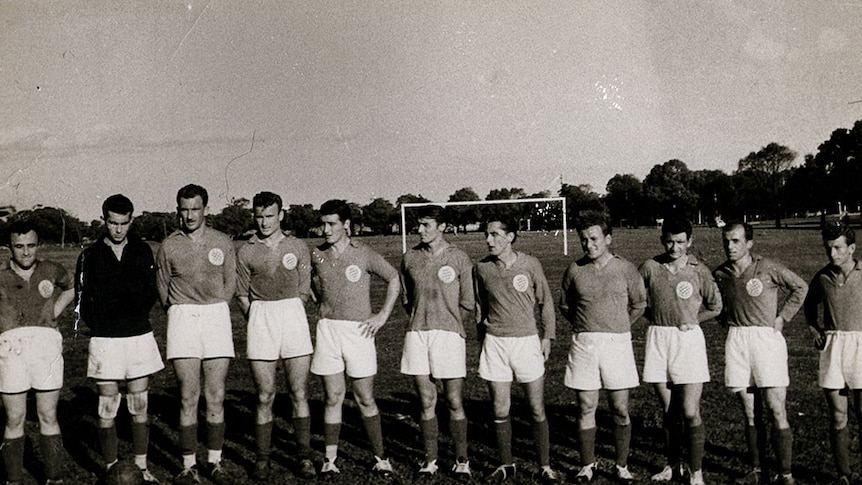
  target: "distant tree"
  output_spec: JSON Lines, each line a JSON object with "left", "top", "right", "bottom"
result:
{"left": 448, "top": 187, "right": 481, "bottom": 231}
{"left": 284, "top": 204, "right": 319, "bottom": 238}
{"left": 132, "top": 212, "right": 178, "bottom": 242}
{"left": 347, "top": 202, "right": 364, "bottom": 234}
{"left": 559, "top": 183, "right": 603, "bottom": 226}
{"left": 604, "top": 174, "right": 643, "bottom": 227}
{"left": 211, "top": 197, "right": 253, "bottom": 237}
{"left": 815, "top": 121, "right": 862, "bottom": 216}
{"left": 736, "top": 143, "right": 797, "bottom": 228}
{"left": 485, "top": 187, "right": 528, "bottom": 224}
{"left": 642, "top": 159, "right": 698, "bottom": 221}
{"left": 691, "top": 169, "right": 734, "bottom": 225}
{"left": 9, "top": 207, "right": 85, "bottom": 246}
{"left": 395, "top": 193, "right": 431, "bottom": 234}
{"left": 782, "top": 154, "right": 830, "bottom": 225}
{"left": 362, "top": 198, "right": 396, "bottom": 235}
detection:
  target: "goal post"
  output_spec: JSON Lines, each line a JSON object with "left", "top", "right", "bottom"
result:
{"left": 400, "top": 197, "right": 568, "bottom": 255}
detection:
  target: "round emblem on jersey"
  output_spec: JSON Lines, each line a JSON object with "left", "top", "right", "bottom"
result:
{"left": 282, "top": 253, "right": 298, "bottom": 270}
{"left": 345, "top": 264, "right": 362, "bottom": 283}
{"left": 746, "top": 278, "right": 764, "bottom": 297}
{"left": 675, "top": 281, "right": 694, "bottom": 300}
{"left": 38, "top": 280, "right": 54, "bottom": 298}
{"left": 437, "top": 265, "right": 456, "bottom": 284}
{"left": 512, "top": 274, "right": 530, "bottom": 293}
{"left": 208, "top": 248, "right": 225, "bottom": 266}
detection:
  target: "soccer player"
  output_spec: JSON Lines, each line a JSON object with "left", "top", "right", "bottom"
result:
{"left": 474, "top": 217, "right": 559, "bottom": 484}
{"left": 713, "top": 222, "right": 807, "bottom": 485}
{"left": 803, "top": 223, "right": 862, "bottom": 485}
{"left": 309, "top": 199, "right": 400, "bottom": 478}
{"left": 156, "top": 184, "right": 237, "bottom": 485}
{"left": 559, "top": 212, "right": 647, "bottom": 483}
{"left": 0, "top": 220, "right": 75, "bottom": 485}
{"left": 75, "top": 194, "right": 163, "bottom": 484}
{"left": 400, "top": 205, "right": 474, "bottom": 479}
{"left": 236, "top": 191, "right": 315, "bottom": 481}
{"left": 639, "top": 218, "right": 722, "bottom": 485}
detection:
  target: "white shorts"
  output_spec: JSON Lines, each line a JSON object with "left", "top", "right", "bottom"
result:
{"left": 642, "top": 326, "right": 710, "bottom": 385}
{"left": 247, "top": 298, "right": 313, "bottom": 360}
{"left": 479, "top": 334, "right": 544, "bottom": 383}
{"left": 724, "top": 326, "right": 789, "bottom": 389}
{"left": 311, "top": 319, "right": 377, "bottom": 379}
{"left": 819, "top": 331, "right": 862, "bottom": 389}
{"left": 0, "top": 327, "right": 64, "bottom": 393}
{"left": 87, "top": 332, "right": 165, "bottom": 380}
{"left": 565, "top": 332, "right": 639, "bottom": 391}
{"left": 400, "top": 330, "right": 466, "bottom": 379}
{"left": 166, "top": 302, "right": 235, "bottom": 360}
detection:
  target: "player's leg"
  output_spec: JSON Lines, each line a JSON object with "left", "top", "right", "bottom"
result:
{"left": 523, "top": 377, "right": 553, "bottom": 470}
{"left": 2, "top": 392, "right": 28, "bottom": 483}
{"left": 249, "top": 359, "right": 277, "bottom": 473}
{"left": 126, "top": 375, "right": 158, "bottom": 482}
{"left": 35, "top": 389, "right": 64, "bottom": 482}
{"left": 825, "top": 388, "right": 851, "bottom": 480}
{"left": 283, "top": 354, "right": 314, "bottom": 477}
{"left": 443, "top": 377, "right": 469, "bottom": 464}
{"left": 173, "top": 358, "right": 202, "bottom": 472}
{"left": 608, "top": 389, "right": 633, "bottom": 471}
{"left": 576, "top": 389, "right": 600, "bottom": 469}
{"left": 414, "top": 374, "right": 439, "bottom": 466}
{"left": 201, "top": 357, "right": 230, "bottom": 470}
{"left": 763, "top": 386, "right": 792, "bottom": 482}
{"left": 96, "top": 381, "right": 122, "bottom": 469}
{"left": 852, "top": 389, "right": 862, "bottom": 471}
{"left": 680, "top": 383, "right": 705, "bottom": 478}
{"left": 321, "top": 372, "right": 346, "bottom": 469}
{"left": 652, "top": 382, "right": 683, "bottom": 479}
{"left": 354, "top": 375, "right": 387, "bottom": 459}
{"left": 489, "top": 380, "right": 514, "bottom": 467}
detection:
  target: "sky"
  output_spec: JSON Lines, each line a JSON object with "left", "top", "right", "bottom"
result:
{"left": 2, "top": 1, "right": 862, "bottom": 221}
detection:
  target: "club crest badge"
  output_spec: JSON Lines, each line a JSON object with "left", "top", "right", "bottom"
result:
{"left": 38, "top": 280, "right": 54, "bottom": 298}
{"left": 746, "top": 278, "right": 764, "bottom": 297}
{"left": 208, "top": 248, "right": 225, "bottom": 266}
{"left": 437, "top": 266, "right": 456, "bottom": 284}
{"left": 282, "top": 253, "right": 298, "bottom": 270}
{"left": 345, "top": 264, "right": 362, "bottom": 283}
{"left": 512, "top": 274, "right": 530, "bottom": 293}
{"left": 675, "top": 281, "right": 694, "bottom": 300}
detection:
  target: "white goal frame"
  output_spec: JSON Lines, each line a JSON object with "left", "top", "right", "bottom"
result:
{"left": 400, "top": 197, "right": 568, "bottom": 255}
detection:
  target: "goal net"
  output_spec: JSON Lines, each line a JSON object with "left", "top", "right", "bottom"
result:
{"left": 399, "top": 197, "right": 568, "bottom": 255}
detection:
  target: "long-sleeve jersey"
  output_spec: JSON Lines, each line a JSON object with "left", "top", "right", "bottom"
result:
{"left": 474, "top": 251, "right": 555, "bottom": 340}
{"left": 0, "top": 259, "right": 72, "bottom": 333}
{"left": 75, "top": 238, "right": 158, "bottom": 337}
{"left": 804, "top": 260, "right": 862, "bottom": 332}
{"left": 639, "top": 254, "right": 722, "bottom": 327}
{"left": 311, "top": 239, "right": 398, "bottom": 321}
{"left": 559, "top": 255, "right": 647, "bottom": 333}
{"left": 156, "top": 226, "right": 237, "bottom": 307}
{"left": 713, "top": 254, "right": 807, "bottom": 327}
{"left": 237, "top": 233, "right": 311, "bottom": 302}
{"left": 401, "top": 242, "right": 474, "bottom": 338}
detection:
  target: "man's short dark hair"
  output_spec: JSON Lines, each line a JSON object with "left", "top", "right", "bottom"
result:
{"left": 661, "top": 218, "right": 692, "bottom": 239}
{"left": 822, "top": 223, "right": 855, "bottom": 245}
{"left": 722, "top": 221, "right": 754, "bottom": 241}
{"left": 176, "top": 184, "right": 208, "bottom": 206}
{"left": 485, "top": 216, "right": 519, "bottom": 244}
{"left": 320, "top": 199, "right": 351, "bottom": 223}
{"left": 253, "top": 191, "right": 283, "bottom": 211}
{"left": 8, "top": 220, "right": 38, "bottom": 243}
{"left": 576, "top": 212, "right": 612, "bottom": 236}
{"left": 102, "top": 194, "right": 134, "bottom": 219}
{"left": 416, "top": 205, "right": 448, "bottom": 225}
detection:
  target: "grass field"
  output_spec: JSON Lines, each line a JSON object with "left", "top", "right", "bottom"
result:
{"left": 8, "top": 227, "right": 851, "bottom": 484}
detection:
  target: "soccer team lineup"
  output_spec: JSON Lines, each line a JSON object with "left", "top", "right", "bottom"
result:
{"left": 3, "top": 183, "right": 860, "bottom": 485}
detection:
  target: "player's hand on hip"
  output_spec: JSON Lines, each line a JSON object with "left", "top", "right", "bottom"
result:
{"left": 773, "top": 316, "right": 785, "bottom": 333}
{"left": 678, "top": 323, "right": 697, "bottom": 332}
{"left": 360, "top": 314, "right": 386, "bottom": 338}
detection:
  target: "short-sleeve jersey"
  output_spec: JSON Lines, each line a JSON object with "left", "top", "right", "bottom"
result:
{"left": 639, "top": 254, "right": 722, "bottom": 327}
{"left": 156, "top": 226, "right": 237, "bottom": 307}
{"left": 237, "top": 233, "right": 311, "bottom": 302}
{"left": 311, "top": 239, "right": 398, "bottom": 321}
{"left": 475, "top": 252, "right": 555, "bottom": 339}
{"left": 75, "top": 238, "right": 158, "bottom": 338}
{"left": 559, "top": 255, "right": 646, "bottom": 334}
{"left": 713, "top": 254, "right": 808, "bottom": 328}
{"left": 804, "top": 260, "right": 862, "bottom": 332}
{"left": 0, "top": 260, "right": 72, "bottom": 333}
{"left": 401, "top": 243, "right": 474, "bottom": 337}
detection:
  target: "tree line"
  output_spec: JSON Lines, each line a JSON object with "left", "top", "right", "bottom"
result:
{"left": 3, "top": 119, "right": 861, "bottom": 245}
